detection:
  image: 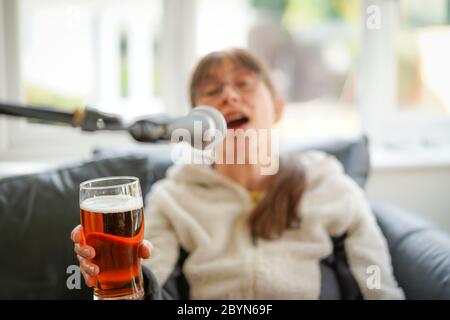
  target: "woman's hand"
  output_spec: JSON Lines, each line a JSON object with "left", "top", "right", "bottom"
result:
{"left": 70, "top": 224, "right": 153, "bottom": 287}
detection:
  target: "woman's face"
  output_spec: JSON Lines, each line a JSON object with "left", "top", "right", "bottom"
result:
{"left": 194, "top": 58, "right": 284, "bottom": 132}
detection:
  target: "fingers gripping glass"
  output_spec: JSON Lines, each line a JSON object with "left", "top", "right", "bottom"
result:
{"left": 79, "top": 177, "right": 145, "bottom": 300}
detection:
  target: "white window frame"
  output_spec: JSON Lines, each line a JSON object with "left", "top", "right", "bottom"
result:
{"left": 0, "top": 0, "right": 196, "bottom": 162}
{"left": 360, "top": 0, "right": 450, "bottom": 147}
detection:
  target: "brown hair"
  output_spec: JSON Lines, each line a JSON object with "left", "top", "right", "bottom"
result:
{"left": 189, "top": 48, "right": 306, "bottom": 241}
{"left": 189, "top": 48, "right": 276, "bottom": 106}
{"left": 248, "top": 157, "right": 306, "bottom": 242}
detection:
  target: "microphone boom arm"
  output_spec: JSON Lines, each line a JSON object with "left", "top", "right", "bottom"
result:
{"left": 0, "top": 102, "right": 74, "bottom": 125}
{"left": 0, "top": 101, "right": 125, "bottom": 132}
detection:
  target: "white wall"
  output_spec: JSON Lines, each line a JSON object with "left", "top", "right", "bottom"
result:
{"left": 367, "top": 166, "right": 450, "bottom": 230}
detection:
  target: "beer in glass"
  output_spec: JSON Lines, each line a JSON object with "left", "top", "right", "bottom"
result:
{"left": 79, "top": 176, "right": 145, "bottom": 300}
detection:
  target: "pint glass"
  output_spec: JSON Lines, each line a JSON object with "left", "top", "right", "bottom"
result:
{"left": 79, "top": 176, "right": 144, "bottom": 300}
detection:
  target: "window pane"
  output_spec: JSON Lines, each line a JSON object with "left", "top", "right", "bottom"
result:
{"left": 196, "top": 0, "right": 249, "bottom": 56}
{"left": 20, "top": 0, "right": 163, "bottom": 116}
{"left": 397, "top": 0, "right": 450, "bottom": 116}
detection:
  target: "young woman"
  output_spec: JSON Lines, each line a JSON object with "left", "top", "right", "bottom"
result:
{"left": 72, "top": 48, "right": 404, "bottom": 300}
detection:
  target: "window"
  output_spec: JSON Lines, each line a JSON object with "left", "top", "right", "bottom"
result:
{"left": 196, "top": 0, "right": 249, "bottom": 56}
{"left": 397, "top": 0, "right": 450, "bottom": 116}
{"left": 0, "top": 0, "right": 167, "bottom": 161}
{"left": 360, "top": 0, "right": 450, "bottom": 148}
{"left": 21, "top": 0, "right": 164, "bottom": 117}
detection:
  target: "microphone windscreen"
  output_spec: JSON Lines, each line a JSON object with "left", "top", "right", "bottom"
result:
{"left": 189, "top": 106, "right": 227, "bottom": 150}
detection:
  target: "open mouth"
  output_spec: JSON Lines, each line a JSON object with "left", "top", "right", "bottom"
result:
{"left": 226, "top": 114, "right": 250, "bottom": 129}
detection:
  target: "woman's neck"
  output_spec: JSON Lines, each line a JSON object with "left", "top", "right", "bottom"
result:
{"left": 214, "top": 163, "right": 270, "bottom": 192}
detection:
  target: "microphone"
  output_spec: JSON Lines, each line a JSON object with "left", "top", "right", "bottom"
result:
{"left": 0, "top": 101, "right": 226, "bottom": 149}
{"left": 128, "top": 106, "right": 227, "bottom": 150}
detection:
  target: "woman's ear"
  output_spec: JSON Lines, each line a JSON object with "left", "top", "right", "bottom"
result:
{"left": 274, "top": 95, "right": 285, "bottom": 124}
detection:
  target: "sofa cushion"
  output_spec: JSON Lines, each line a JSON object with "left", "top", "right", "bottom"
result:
{"left": 372, "top": 202, "right": 450, "bottom": 300}
{"left": 0, "top": 155, "right": 152, "bottom": 299}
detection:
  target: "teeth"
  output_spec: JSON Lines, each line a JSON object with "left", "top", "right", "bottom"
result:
{"left": 227, "top": 114, "right": 246, "bottom": 122}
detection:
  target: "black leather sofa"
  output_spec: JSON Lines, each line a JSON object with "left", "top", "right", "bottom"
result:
{"left": 0, "top": 136, "right": 449, "bottom": 299}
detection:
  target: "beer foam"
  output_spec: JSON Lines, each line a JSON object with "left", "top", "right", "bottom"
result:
{"left": 80, "top": 195, "right": 143, "bottom": 213}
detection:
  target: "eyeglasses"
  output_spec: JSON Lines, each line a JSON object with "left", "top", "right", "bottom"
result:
{"left": 196, "top": 72, "right": 260, "bottom": 101}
